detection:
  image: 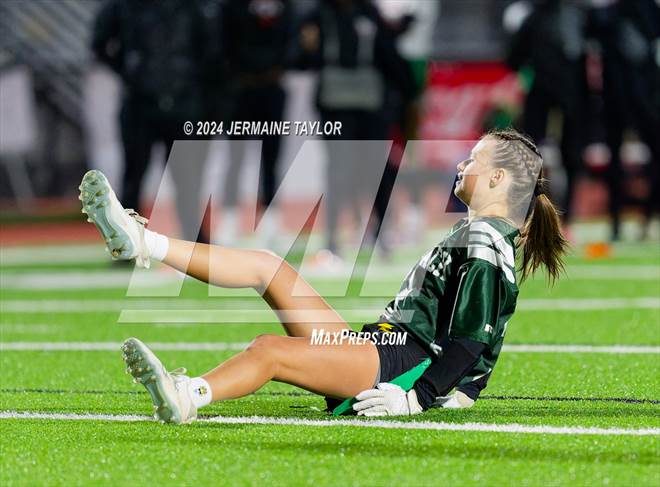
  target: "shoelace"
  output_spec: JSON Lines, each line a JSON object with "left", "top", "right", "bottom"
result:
{"left": 124, "top": 209, "right": 151, "bottom": 269}
{"left": 169, "top": 367, "right": 187, "bottom": 377}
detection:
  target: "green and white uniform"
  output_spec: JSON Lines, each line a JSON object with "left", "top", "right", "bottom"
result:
{"left": 380, "top": 216, "right": 520, "bottom": 398}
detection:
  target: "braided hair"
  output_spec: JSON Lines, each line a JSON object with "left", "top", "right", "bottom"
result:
{"left": 485, "top": 128, "right": 568, "bottom": 283}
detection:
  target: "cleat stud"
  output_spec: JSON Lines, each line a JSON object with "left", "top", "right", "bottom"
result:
{"left": 81, "top": 209, "right": 86, "bottom": 214}
{"left": 87, "top": 218, "right": 93, "bottom": 223}
{"left": 111, "top": 249, "right": 120, "bottom": 258}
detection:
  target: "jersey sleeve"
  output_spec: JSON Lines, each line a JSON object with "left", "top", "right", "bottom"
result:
{"left": 448, "top": 261, "right": 501, "bottom": 345}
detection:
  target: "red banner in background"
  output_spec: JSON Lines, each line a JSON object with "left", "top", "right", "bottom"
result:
{"left": 419, "top": 62, "right": 523, "bottom": 169}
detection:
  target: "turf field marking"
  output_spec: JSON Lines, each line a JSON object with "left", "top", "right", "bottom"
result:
{"left": 2, "top": 388, "right": 659, "bottom": 404}
{"left": 0, "top": 270, "right": 179, "bottom": 290}
{"left": 1, "top": 297, "right": 658, "bottom": 314}
{"left": 516, "top": 297, "right": 660, "bottom": 311}
{"left": 1, "top": 341, "right": 658, "bottom": 353}
{"left": 1, "top": 264, "right": 659, "bottom": 290}
{"left": 0, "top": 410, "right": 657, "bottom": 436}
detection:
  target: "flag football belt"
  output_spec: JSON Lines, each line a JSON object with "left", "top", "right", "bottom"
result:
{"left": 331, "top": 358, "right": 432, "bottom": 416}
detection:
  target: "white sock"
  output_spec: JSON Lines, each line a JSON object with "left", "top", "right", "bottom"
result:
{"left": 188, "top": 377, "right": 213, "bottom": 409}
{"left": 144, "top": 229, "right": 169, "bottom": 262}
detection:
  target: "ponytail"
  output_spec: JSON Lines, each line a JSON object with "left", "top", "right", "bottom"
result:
{"left": 485, "top": 128, "right": 569, "bottom": 283}
{"left": 519, "top": 193, "right": 569, "bottom": 283}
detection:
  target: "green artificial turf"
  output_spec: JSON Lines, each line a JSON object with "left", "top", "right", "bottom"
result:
{"left": 1, "top": 236, "right": 659, "bottom": 486}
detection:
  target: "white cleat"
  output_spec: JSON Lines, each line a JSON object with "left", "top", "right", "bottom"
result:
{"left": 79, "top": 170, "right": 151, "bottom": 268}
{"left": 122, "top": 338, "right": 197, "bottom": 424}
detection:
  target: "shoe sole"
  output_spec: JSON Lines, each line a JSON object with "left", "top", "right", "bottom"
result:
{"left": 79, "top": 170, "right": 135, "bottom": 260}
{"left": 121, "top": 337, "right": 183, "bottom": 424}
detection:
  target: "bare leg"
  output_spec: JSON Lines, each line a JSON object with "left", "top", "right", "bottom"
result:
{"left": 159, "top": 242, "right": 378, "bottom": 402}
{"left": 202, "top": 334, "right": 379, "bottom": 401}
{"left": 161, "top": 239, "right": 351, "bottom": 337}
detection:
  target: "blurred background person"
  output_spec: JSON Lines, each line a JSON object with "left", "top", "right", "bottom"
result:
{"left": 588, "top": 0, "right": 660, "bottom": 241}
{"left": 215, "top": 0, "right": 294, "bottom": 247}
{"left": 91, "top": 0, "right": 221, "bottom": 242}
{"left": 2, "top": 0, "right": 658, "bottom": 253}
{"left": 297, "top": 0, "right": 416, "bottom": 261}
{"left": 505, "top": 0, "right": 589, "bottom": 235}
{"left": 376, "top": 0, "right": 440, "bottom": 247}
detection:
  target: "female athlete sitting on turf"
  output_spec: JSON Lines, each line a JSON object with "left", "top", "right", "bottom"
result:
{"left": 80, "top": 129, "right": 567, "bottom": 423}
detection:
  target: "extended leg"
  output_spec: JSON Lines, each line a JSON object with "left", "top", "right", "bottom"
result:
{"left": 122, "top": 332, "right": 379, "bottom": 423}
{"left": 202, "top": 334, "right": 379, "bottom": 400}
{"left": 80, "top": 169, "right": 350, "bottom": 336}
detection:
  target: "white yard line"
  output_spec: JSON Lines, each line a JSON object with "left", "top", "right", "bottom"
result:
{"left": 1, "top": 263, "right": 659, "bottom": 290}
{"left": 0, "top": 270, "right": 183, "bottom": 290}
{"left": 1, "top": 341, "right": 658, "bottom": 354}
{"left": 1, "top": 297, "right": 658, "bottom": 314}
{"left": 0, "top": 410, "right": 656, "bottom": 436}
{"left": 0, "top": 245, "right": 106, "bottom": 264}
{"left": 515, "top": 297, "right": 660, "bottom": 310}
{"left": 503, "top": 344, "right": 660, "bottom": 354}
{"left": 0, "top": 342, "right": 249, "bottom": 351}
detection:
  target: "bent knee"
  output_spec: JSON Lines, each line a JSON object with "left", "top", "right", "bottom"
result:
{"left": 246, "top": 334, "right": 284, "bottom": 353}
{"left": 254, "top": 250, "right": 286, "bottom": 288}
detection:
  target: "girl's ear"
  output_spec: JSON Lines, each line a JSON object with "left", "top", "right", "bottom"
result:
{"left": 489, "top": 168, "right": 505, "bottom": 188}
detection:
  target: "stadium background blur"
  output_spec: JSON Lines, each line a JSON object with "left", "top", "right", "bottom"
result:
{"left": 1, "top": 0, "right": 657, "bottom": 252}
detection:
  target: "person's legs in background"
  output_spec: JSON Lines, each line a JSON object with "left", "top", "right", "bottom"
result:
{"left": 356, "top": 110, "right": 395, "bottom": 256}
{"left": 602, "top": 59, "right": 627, "bottom": 241}
{"left": 559, "top": 109, "right": 585, "bottom": 225}
{"left": 255, "top": 82, "right": 286, "bottom": 247}
{"left": 627, "top": 64, "right": 660, "bottom": 239}
{"left": 322, "top": 111, "right": 355, "bottom": 256}
{"left": 163, "top": 134, "right": 210, "bottom": 243}
{"left": 119, "top": 99, "right": 154, "bottom": 214}
{"left": 216, "top": 86, "right": 251, "bottom": 246}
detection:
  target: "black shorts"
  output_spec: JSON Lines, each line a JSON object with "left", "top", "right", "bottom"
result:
{"left": 325, "top": 323, "right": 430, "bottom": 412}
{"left": 359, "top": 323, "right": 429, "bottom": 384}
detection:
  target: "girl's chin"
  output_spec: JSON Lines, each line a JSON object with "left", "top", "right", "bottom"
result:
{"left": 454, "top": 187, "right": 469, "bottom": 205}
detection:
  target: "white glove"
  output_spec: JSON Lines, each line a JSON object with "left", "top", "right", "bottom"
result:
{"left": 353, "top": 382, "right": 424, "bottom": 417}
{"left": 434, "top": 390, "right": 475, "bottom": 409}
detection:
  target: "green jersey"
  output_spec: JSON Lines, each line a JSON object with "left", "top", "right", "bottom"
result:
{"left": 380, "top": 216, "right": 520, "bottom": 393}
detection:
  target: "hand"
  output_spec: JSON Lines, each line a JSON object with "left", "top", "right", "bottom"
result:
{"left": 434, "top": 390, "right": 475, "bottom": 409}
{"left": 353, "top": 383, "right": 423, "bottom": 417}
